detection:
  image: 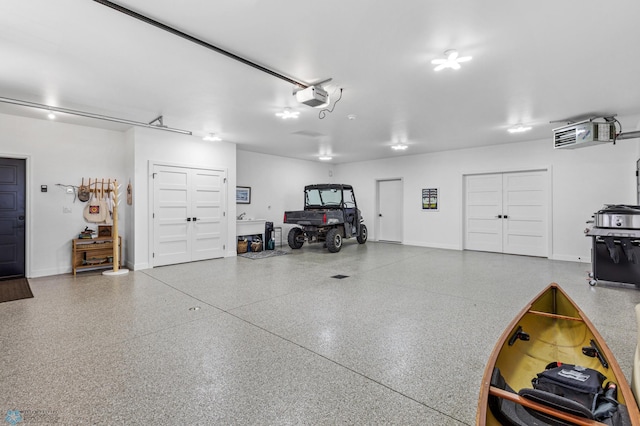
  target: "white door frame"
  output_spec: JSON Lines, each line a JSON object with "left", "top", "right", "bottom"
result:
{"left": 462, "top": 166, "right": 553, "bottom": 257}
{"left": 148, "top": 160, "right": 227, "bottom": 268}
{"left": 375, "top": 177, "right": 403, "bottom": 243}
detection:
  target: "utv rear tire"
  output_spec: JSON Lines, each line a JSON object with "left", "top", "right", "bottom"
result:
{"left": 326, "top": 228, "right": 342, "bottom": 253}
{"left": 288, "top": 228, "right": 304, "bottom": 249}
{"left": 357, "top": 224, "right": 368, "bottom": 244}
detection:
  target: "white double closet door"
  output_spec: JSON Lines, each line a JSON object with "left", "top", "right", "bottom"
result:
{"left": 153, "top": 164, "right": 226, "bottom": 267}
{"left": 465, "top": 170, "right": 549, "bottom": 257}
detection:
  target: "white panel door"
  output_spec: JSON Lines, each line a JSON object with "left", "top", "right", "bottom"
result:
{"left": 154, "top": 165, "right": 192, "bottom": 266}
{"left": 502, "top": 171, "right": 547, "bottom": 256}
{"left": 154, "top": 165, "right": 226, "bottom": 267}
{"left": 465, "top": 174, "right": 503, "bottom": 253}
{"left": 464, "top": 170, "right": 548, "bottom": 257}
{"left": 377, "top": 179, "right": 403, "bottom": 242}
{"left": 191, "top": 169, "right": 225, "bottom": 261}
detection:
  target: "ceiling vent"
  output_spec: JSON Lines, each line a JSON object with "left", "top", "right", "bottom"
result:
{"left": 553, "top": 119, "right": 615, "bottom": 149}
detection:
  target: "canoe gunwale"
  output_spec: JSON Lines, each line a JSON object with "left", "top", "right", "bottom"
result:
{"left": 476, "top": 283, "right": 640, "bottom": 425}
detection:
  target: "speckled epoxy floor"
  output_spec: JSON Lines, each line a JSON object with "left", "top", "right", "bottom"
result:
{"left": 1, "top": 242, "right": 639, "bottom": 425}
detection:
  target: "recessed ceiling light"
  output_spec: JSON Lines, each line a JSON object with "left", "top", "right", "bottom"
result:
{"left": 203, "top": 133, "right": 222, "bottom": 141}
{"left": 319, "top": 155, "right": 333, "bottom": 161}
{"left": 508, "top": 124, "right": 532, "bottom": 133}
{"left": 431, "top": 49, "right": 472, "bottom": 71}
{"left": 47, "top": 111, "right": 56, "bottom": 120}
{"left": 275, "top": 108, "right": 300, "bottom": 119}
{"left": 347, "top": 114, "right": 357, "bottom": 120}
{"left": 391, "top": 144, "right": 408, "bottom": 150}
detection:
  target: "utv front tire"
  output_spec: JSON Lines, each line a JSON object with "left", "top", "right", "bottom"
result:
{"left": 357, "top": 224, "right": 368, "bottom": 244}
{"left": 326, "top": 228, "right": 343, "bottom": 253}
{"left": 288, "top": 228, "right": 304, "bottom": 249}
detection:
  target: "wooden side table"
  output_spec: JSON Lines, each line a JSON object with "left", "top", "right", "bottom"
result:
{"left": 72, "top": 237, "right": 121, "bottom": 275}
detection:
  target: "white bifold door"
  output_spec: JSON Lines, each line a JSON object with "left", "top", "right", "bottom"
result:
{"left": 153, "top": 164, "right": 226, "bottom": 266}
{"left": 465, "top": 170, "right": 548, "bottom": 257}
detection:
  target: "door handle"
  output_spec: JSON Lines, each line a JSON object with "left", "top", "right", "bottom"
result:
{"left": 503, "top": 215, "right": 509, "bottom": 219}
{"left": 496, "top": 215, "right": 503, "bottom": 219}
{"left": 192, "top": 217, "right": 197, "bottom": 222}
{"left": 18, "top": 215, "right": 25, "bottom": 221}
{"left": 379, "top": 214, "right": 383, "bottom": 217}
{"left": 186, "top": 218, "right": 191, "bottom": 222}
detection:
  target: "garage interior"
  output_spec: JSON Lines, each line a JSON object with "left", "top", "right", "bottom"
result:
{"left": 1, "top": 1, "right": 640, "bottom": 424}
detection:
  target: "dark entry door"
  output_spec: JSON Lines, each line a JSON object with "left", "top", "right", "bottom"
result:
{"left": 0, "top": 158, "right": 26, "bottom": 278}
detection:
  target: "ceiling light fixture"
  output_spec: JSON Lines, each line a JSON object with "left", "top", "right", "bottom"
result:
{"left": 275, "top": 108, "right": 299, "bottom": 119}
{"left": 0, "top": 96, "right": 192, "bottom": 135}
{"left": 203, "top": 133, "right": 222, "bottom": 141}
{"left": 318, "top": 155, "right": 333, "bottom": 161}
{"left": 47, "top": 111, "right": 56, "bottom": 120}
{"left": 431, "top": 49, "right": 472, "bottom": 71}
{"left": 508, "top": 124, "right": 532, "bottom": 133}
{"left": 391, "top": 144, "right": 408, "bottom": 150}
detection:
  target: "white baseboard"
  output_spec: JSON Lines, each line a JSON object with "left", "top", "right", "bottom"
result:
{"left": 29, "top": 266, "right": 72, "bottom": 278}
{"left": 133, "top": 262, "right": 149, "bottom": 271}
{"left": 550, "top": 254, "right": 591, "bottom": 263}
{"left": 402, "top": 240, "right": 461, "bottom": 251}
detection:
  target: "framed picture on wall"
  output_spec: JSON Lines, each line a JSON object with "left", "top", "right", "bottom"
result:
{"left": 236, "top": 186, "right": 251, "bottom": 204}
{"left": 422, "top": 188, "right": 438, "bottom": 211}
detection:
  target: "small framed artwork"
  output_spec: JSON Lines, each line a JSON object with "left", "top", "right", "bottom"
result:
{"left": 98, "top": 225, "right": 112, "bottom": 237}
{"left": 236, "top": 186, "right": 251, "bottom": 204}
{"left": 422, "top": 188, "right": 439, "bottom": 211}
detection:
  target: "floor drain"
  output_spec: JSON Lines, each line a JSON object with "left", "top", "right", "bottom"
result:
{"left": 331, "top": 275, "right": 349, "bottom": 279}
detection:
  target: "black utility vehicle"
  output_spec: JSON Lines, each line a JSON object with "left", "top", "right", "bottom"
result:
{"left": 284, "top": 184, "right": 367, "bottom": 253}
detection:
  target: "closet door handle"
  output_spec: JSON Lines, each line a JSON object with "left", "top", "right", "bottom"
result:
{"left": 496, "top": 215, "right": 503, "bottom": 219}
{"left": 186, "top": 218, "right": 192, "bottom": 222}
{"left": 192, "top": 217, "right": 197, "bottom": 222}
{"left": 503, "top": 215, "right": 509, "bottom": 219}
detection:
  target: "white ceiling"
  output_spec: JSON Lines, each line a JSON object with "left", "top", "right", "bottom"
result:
{"left": 2, "top": 1, "right": 640, "bottom": 164}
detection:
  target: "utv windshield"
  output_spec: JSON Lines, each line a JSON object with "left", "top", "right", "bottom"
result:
{"left": 305, "top": 188, "right": 343, "bottom": 208}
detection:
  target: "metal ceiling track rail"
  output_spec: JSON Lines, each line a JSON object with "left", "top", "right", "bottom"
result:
{"left": 0, "top": 96, "right": 192, "bottom": 135}
{"left": 92, "top": 0, "right": 310, "bottom": 89}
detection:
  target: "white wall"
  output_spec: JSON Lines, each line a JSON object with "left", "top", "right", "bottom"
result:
{"left": 0, "top": 115, "right": 237, "bottom": 275}
{"left": 236, "top": 151, "right": 331, "bottom": 240}
{"left": 4, "top": 111, "right": 639, "bottom": 276}
{"left": 335, "top": 137, "right": 640, "bottom": 262}
{"left": 123, "top": 128, "right": 135, "bottom": 269}
{"left": 132, "top": 128, "right": 236, "bottom": 269}
{"left": 0, "top": 113, "right": 127, "bottom": 277}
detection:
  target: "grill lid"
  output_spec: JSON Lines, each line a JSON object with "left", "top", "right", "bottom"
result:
{"left": 596, "top": 205, "right": 640, "bottom": 215}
